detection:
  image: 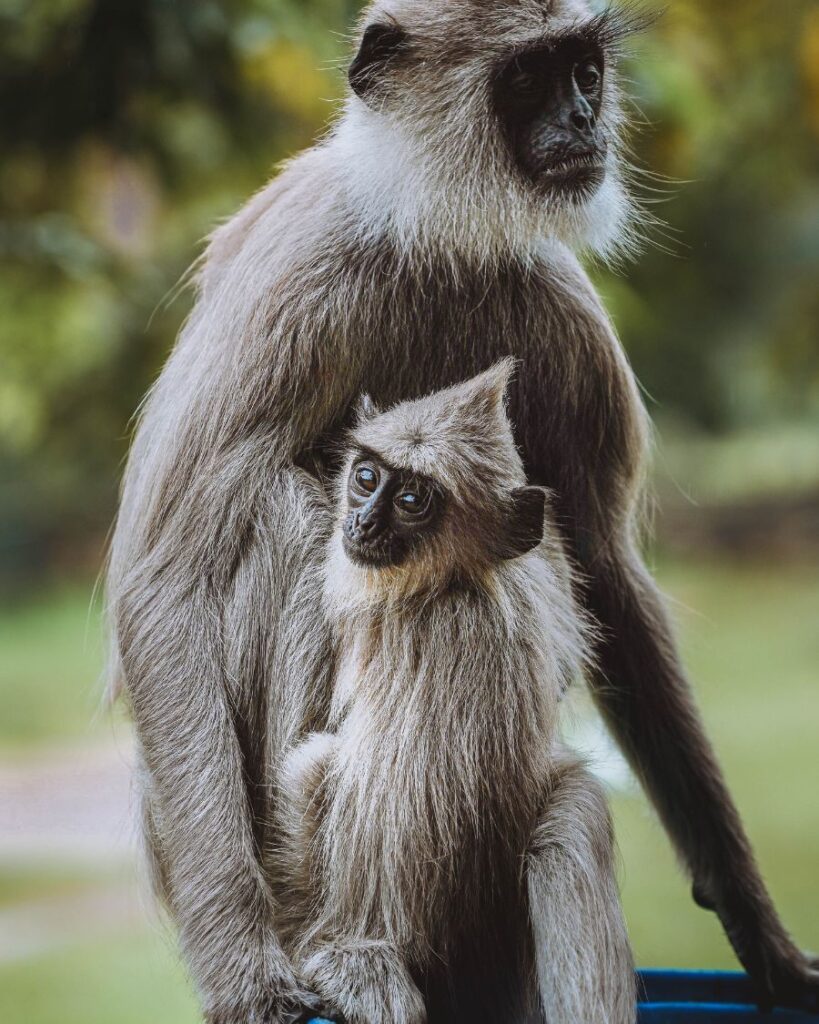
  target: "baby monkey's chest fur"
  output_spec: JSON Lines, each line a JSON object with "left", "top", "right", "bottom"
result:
{"left": 284, "top": 581, "right": 564, "bottom": 964}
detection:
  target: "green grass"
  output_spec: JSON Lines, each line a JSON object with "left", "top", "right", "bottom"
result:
{"left": 0, "top": 583, "right": 123, "bottom": 748}
{"left": 0, "top": 864, "right": 126, "bottom": 909}
{"left": 0, "top": 932, "right": 200, "bottom": 1024}
{"left": 614, "top": 557, "right": 819, "bottom": 968}
{"left": 0, "top": 559, "right": 816, "bottom": 1021}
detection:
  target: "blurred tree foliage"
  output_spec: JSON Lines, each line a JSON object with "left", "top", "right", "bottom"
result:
{"left": 0, "top": 0, "right": 817, "bottom": 584}
{"left": 606, "top": 0, "right": 819, "bottom": 432}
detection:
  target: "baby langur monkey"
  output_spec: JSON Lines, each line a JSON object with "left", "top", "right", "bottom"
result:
{"left": 278, "top": 361, "right": 635, "bottom": 1024}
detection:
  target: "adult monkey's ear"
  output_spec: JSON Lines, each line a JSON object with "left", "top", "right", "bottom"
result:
{"left": 349, "top": 21, "right": 409, "bottom": 103}
{"left": 496, "top": 487, "right": 547, "bottom": 560}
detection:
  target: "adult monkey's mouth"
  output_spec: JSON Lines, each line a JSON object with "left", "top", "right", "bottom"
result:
{"left": 543, "top": 156, "right": 606, "bottom": 193}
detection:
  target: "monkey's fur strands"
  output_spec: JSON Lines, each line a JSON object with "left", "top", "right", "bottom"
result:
{"left": 107, "top": 0, "right": 818, "bottom": 1020}
{"left": 277, "top": 363, "right": 635, "bottom": 1023}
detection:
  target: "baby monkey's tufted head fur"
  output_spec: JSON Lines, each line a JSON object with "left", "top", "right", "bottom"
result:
{"left": 337, "top": 0, "right": 650, "bottom": 260}
{"left": 326, "top": 360, "right": 549, "bottom": 602}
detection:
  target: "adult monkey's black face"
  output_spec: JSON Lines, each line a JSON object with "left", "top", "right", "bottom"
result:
{"left": 494, "top": 31, "right": 607, "bottom": 196}
{"left": 342, "top": 454, "right": 442, "bottom": 568}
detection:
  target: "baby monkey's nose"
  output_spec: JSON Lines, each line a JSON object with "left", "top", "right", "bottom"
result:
{"left": 354, "top": 507, "right": 386, "bottom": 541}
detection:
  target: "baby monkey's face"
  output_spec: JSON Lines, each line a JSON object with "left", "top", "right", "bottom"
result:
{"left": 342, "top": 453, "right": 442, "bottom": 569}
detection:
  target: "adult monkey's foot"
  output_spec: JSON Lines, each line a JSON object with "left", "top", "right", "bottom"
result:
{"left": 207, "top": 994, "right": 331, "bottom": 1024}
{"left": 287, "top": 1015, "right": 345, "bottom": 1024}
{"left": 300, "top": 940, "right": 427, "bottom": 1024}
{"left": 694, "top": 882, "right": 819, "bottom": 1011}
{"left": 285, "top": 1006, "right": 346, "bottom": 1024}
{"left": 204, "top": 965, "right": 330, "bottom": 1024}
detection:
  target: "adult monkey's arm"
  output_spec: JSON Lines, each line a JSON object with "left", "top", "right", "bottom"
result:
{"left": 109, "top": 186, "right": 358, "bottom": 1022}
{"left": 115, "top": 452, "right": 309, "bottom": 1022}
{"left": 584, "top": 537, "right": 818, "bottom": 1009}
{"left": 538, "top": 250, "right": 817, "bottom": 1011}
{"left": 114, "top": 438, "right": 338, "bottom": 1023}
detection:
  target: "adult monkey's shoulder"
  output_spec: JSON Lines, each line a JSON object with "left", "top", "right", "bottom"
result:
{"left": 513, "top": 243, "right": 650, "bottom": 536}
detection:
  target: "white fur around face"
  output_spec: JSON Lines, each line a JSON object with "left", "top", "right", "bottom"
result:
{"left": 330, "top": 102, "right": 630, "bottom": 266}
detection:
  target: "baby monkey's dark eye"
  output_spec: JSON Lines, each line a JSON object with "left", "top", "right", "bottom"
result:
{"left": 355, "top": 465, "right": 379, "bottom": 493}
{"left": 396, "top": 490, "right": 427, "bottom": 515}
{"left": 575, "top": 60, "right": 602, "bottom": 93}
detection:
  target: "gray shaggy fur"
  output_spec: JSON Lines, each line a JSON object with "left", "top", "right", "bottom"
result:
{"left": 107, "top": 0, "right": 817, "bottom": 1019}
{"left": 277, "top": 364, "right": 635, "bottom": 1023}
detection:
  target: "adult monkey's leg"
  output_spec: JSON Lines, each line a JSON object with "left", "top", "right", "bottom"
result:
{"left": 586, "top": 540, "right": 818, "bottom": 1009}
{"left": 527, "top": 754, "right": 635, "bottom": 1024}
{"left": 113, "top": 454, "right": 330, "bottom": 1024}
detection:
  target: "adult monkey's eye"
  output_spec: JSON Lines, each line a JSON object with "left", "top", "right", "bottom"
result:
{"left": 354, "top": 464, "right": 379, "bottom": 494}
{"left": 575, "top": 59, "right": 602, "bottom": 94}
{"left": 508, "top": 60, "right": 541, "bottom": 97}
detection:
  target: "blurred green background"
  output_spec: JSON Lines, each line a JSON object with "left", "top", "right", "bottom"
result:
{"left": 0, "top": 1, "right": 817, "bottom": 1022}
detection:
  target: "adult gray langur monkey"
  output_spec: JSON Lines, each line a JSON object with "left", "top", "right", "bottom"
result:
{"left": 107, "top": 0, "right": 818, "bottom": 1020}
{"left": 278, "top": 361, "right": 635, "bottom": 1024}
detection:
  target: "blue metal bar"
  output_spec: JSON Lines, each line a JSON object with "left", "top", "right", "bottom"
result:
{"left": 638, "top": 1007, "right": 810, "bottom": 1022}
{"left": 637, "top": 971, "right": 819, "bottom": 1022}
{"left": 639, "top": 971, "right": 758, "bottom": 1005}
{"left": 306, "top": 970, "right": 819, "bottom": 1023}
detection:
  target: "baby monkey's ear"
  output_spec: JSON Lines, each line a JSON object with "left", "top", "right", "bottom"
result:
{"left": 355, "top": 393, "right": 380, "bottom": 423}
{"left": 496, "top": 487, "right": 547, "bottom": 560}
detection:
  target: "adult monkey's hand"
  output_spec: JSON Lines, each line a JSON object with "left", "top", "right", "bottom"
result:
{"left": 693, "top": 882, "right": 819, "bottom": 1011}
